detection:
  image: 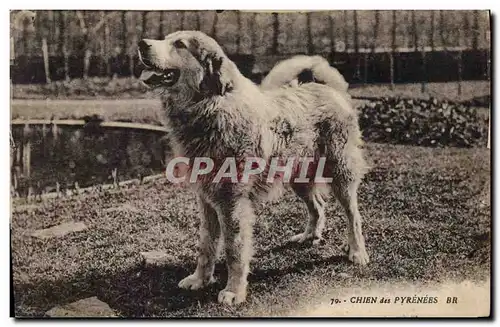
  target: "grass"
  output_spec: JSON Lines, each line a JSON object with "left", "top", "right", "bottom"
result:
{"left": 11, "top": 80, "right": 490, "bottom": 127}
{"left": 12, "top": 79, "right": 490, "bottom": 102}
{"left": 11, "top": 142, "right": 491, "bottom": 317}
{"left": 10, "top": 97, "right": 370, "bottom": 127}
{"left": 11, "top": 98, "right": 165, "bottom": 126}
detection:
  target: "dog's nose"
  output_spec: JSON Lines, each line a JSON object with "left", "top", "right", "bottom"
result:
{"left": 138, "top": 39, "right": 152, "bottom": 53}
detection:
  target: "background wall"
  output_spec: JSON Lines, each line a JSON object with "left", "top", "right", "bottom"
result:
{"left": 11, "top": 10, "right": 491, "bottom": 84}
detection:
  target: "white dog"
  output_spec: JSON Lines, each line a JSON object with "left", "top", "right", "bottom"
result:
{"left": 138, "top": 31, "right": 369, "bottom": 305}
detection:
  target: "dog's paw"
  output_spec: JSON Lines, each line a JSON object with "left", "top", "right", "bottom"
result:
{"left": 218, "top": 288, "right": 246, "bottom": 305}
{"left": 178, "top": 274, "right": 214, "bottom": 290}
{"left": 290, "top": 232, "right": 323, "bottom": 245}
{"left": 348, "top": 246, "right": 369, "bottom": 265}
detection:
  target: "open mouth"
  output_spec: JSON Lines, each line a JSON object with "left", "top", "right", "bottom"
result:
{"left": 139, "top": 68, "right": 181, "bottom": 87}
{"left": 137, "top": 50, "right": 180, "bottom": 87}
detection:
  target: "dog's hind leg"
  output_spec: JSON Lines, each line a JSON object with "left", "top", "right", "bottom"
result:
{"left": 290, "top": 185, "right": 327, "bottom": 245}
{"left": 178, "top": 196, "right": 220, "bottom": 290}
{"left": 330, "top": 149, "right": 369, "bottom": 265}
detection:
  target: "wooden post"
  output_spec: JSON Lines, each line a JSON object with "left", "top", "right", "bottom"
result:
{"left": 457, "top": 50, "right": 463, "bottom": 96}
{"left": 329, "top": 12, "right": 335, "bottom": 57}
{"left": 196, "top": 11, "right": 201, "bottom": 31}
{"left": 59, "top": 11, "right": 70, "bottom": 81}
{"left": 389, "top": 53, "right": 394, "bottom": 90}
{"left": 158, "top": 11, "right": 165, "bottom": 38}
{"left": 370, "top": 10, "right": 380, "bottom": 84}
{"left": 250, "top": 13, "right": 257, "bottom": 52}
{"left": 42, "top": 38, "right": 51, "bottom": 83}
{"left": 129, "top": 13, "right": 135, "bottom": 77}
{"left": 142, "top": 11, "right": 148, "bottom": 38}
{"left": 353, "top": 11, "right": 359, "bottom": 54}
{"left": 180, "top": 11, "right": 185, "bottom": 30}
{"left": 430, "top": 11, "right": 435, "bottom": 51}
{"left": 112, "top": 168, "right": 119, "bottom": 189}
{"left": 121, "top": 11, "right": 127, "bottom": 49}
{"left": 353, "top": 11, "right": 360, "bottom": 81}
{"left": 83, "top": 48, "right": 91, "bottom": 80}
{"left": 421, "top": 42, "right": 427, "bottom": 94}
{"left": 272, "top": 12, "right": 279, "bottom": 55}
{"left": 411, "top": 11, "right": 418, "bottom": 52}
{"left": 343, "top": 10, "right": 349, "bottom": 52}
{"left": 454, "top": 15, "right": 460, "bottom": 46}
{"left": 413, "top": 12, "right": 425, "bottom": 93}
{"left": 99, "top": 11, "right": 106, "bottom": 76}
{"left": 390, "top": 11, "right": 397, "bottom": 90}
{"left": 373, "top": 10, "right": 380, "bottom": 53}
{"left": 46, "top": 10, "right": 54, "bottom": 56}
{"left": 363, "top": 52, "right": 368, "bottom": 84}
{"left": 104, "top": 11, "right": 111, "bottom": 77}
{"left": 77, "top": 11, "right": 91, "bottom": 80}
{"left": 121, "top": 12, "right": 128, "bottom": 77}
{"left": 236, "top": 11, "right": 242, "bottom": 53}
{"left": 211, "top": 10, "right": 219, "bottom": 38}
{"left": 16, "top": 140, "right": 22, "bottom": 168}
{"left": 472, "top": 10, "right": 479, "bottom": 50}
{"left": 22, "top": 124, "right": 31, "bottom": 178}
{"left": 10, "top": 35, "right": 15, "bottom": 67}
{"left": 52, "top": 122, "right": 59, "bottom": 142}
{"left": 439, "top": 11, "right": 447, "bottom": 50}
{"left": 462, "top": 11, "right": 470, "bottom": 48}
{"left": 457, "top": 18, "right": 463, "bottom": 97}
{"left": 306, "top": 12, "right": 314, "bottom": 55}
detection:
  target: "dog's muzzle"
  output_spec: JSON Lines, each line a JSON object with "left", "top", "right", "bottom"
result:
{"left": 138, "top": 39, "right": 181, "bottom": 87}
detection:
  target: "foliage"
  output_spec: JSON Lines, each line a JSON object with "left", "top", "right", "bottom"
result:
{"left": 359, "top": 97, "right": 488, "bottom": 147}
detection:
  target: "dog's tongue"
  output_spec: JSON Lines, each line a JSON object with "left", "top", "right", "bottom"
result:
{"left": 139, "top": 70, "right": 157, "bottom": 82}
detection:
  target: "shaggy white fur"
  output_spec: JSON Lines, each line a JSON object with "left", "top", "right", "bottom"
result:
{"left": 261, "top": 54, "right": 349, "bottom": 92}
{"left": 138, "top": 31, "right": 370, "bottom": 306}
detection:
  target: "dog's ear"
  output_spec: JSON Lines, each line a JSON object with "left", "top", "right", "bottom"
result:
{"left": 175, "top": 37, "right": 233, "bottom": 96}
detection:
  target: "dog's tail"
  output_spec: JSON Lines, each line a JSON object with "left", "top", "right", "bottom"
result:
{"left": 260, "top": 55, "right": 349, "bottom": 94}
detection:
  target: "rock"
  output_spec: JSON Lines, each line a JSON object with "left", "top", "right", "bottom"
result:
{"left": 338, "top": 272, "right": 351, "bottom": 278}
{"left": 141, "top": 251, "right": 175, "bottom": 265}
{"left": 31, "top": 222, "right": 87, "bottom": 239}
{"left": 45, "top": 296, "right": 116, "bottom": 317}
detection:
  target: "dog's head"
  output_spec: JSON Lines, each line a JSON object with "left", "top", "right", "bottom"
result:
{"left": 138, "top": 31, "right": 234, "bottom": 99}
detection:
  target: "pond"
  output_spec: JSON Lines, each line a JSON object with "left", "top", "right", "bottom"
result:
{"left": 11, "top": 120, "right": 171, "bottom": 198}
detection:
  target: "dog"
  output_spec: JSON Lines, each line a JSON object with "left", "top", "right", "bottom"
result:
{"left": 138, "top": 31, "right": 369, "bottom": 305}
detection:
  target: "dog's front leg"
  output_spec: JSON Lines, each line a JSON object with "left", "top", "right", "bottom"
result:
{"left": 216, "top": 196, "right": 255, "bottom": 305}
{"left": 178, "top": 195, "right": 220, "bottom": 290}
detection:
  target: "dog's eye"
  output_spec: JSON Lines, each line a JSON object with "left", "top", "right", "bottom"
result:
{"left": 173, "top": 39, "right": 187, "bottom": 49}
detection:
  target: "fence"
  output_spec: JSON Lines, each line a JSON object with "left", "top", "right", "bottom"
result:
{"left": 11, "top": 10, "right": 491, "bottom": 85}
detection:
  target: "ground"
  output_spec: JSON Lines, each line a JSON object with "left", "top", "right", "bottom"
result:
{"left": 11, "top": 142, "right": 491, "bottom": 317}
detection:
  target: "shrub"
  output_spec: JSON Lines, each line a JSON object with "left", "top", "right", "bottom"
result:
{"left": 358, "top": 97, "right": 488, "bottom": 148}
